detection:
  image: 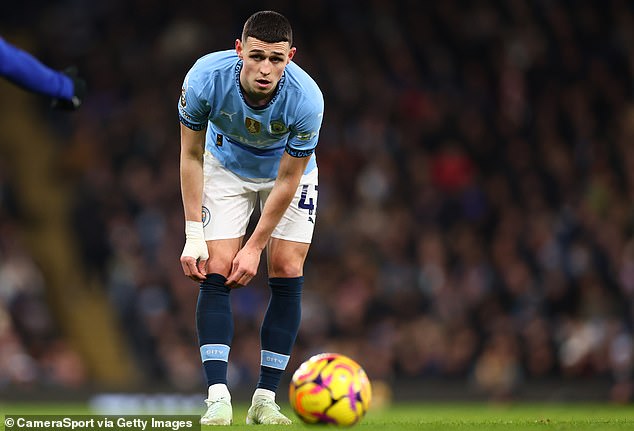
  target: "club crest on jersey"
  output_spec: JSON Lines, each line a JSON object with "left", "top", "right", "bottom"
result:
{"left": 245, "top": 117, "right": 261, "bottom": 134}
{"left": 268, "top": 120, "right": 288, "bottom": 135}
{"left": 180, "top": 87, "right": 187, "bottom": 108}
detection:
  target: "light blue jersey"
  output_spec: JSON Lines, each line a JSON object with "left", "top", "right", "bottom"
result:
{"left": 178, "top": 50, "right": 324, "bottom": 179}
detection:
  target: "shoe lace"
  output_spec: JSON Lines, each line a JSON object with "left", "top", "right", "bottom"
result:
{"left": 256, "top": 399, "right": 283, "bottom": 416}
{"left": 259, "top": 397, "right": 279, "bottom": 406}
{"left": 204, "top": 398, "right": 230, "bottom": 410}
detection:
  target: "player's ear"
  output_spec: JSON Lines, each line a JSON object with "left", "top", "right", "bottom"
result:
{"left": 287, "top": 47, "right": 296, "bottom": 63}
{"left": 235, "top": 39, "right": 243, "bottom": 58}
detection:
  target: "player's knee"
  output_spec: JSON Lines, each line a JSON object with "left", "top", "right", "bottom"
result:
{"left": 206, "top": 239, "right": 243, "bottom": 276}
{"left": 268, "top": 258, "right": 303, "bottom": 278}
{"left": 206, "top": 255, "right": 233, "bottom": 277}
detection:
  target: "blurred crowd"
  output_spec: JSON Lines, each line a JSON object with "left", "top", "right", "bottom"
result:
{"left": 1, "top": 0, "right": 633, "bottom": 401}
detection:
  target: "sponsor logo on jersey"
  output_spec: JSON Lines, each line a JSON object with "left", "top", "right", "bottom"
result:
{"left": 245, "top": 117, "right": 261, "bottom": 134}
{"left": 268, "top": 120, "right": 288, "bottom": 135}
{"left": 296, "top": 131, "right": 317, "bottom": 141}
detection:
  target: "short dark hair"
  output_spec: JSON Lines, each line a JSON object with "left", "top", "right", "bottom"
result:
{"left": 242, "top": 11, "right": 293, "bottom": 46}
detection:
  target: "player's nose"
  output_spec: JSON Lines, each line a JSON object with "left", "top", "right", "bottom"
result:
{"left": 260, "top": 60, "right": 272, "bottom": 75}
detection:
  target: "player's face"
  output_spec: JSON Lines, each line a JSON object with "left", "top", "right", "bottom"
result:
{"left": 236, "top": 37, "right": 295, "bottom": 106}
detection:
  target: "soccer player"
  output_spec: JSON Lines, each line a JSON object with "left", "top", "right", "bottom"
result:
{"left": 0, "top": 37, "right": 85, "bottom": 110}
{"left": 178, "top": 11, "right": 323, "bottom": 425}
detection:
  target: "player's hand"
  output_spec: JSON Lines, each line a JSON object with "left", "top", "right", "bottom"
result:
{"left": 226, "top": 245, "right": 261, "bottom": 288}
{"left": 180, "top": 221, "right": 208, "bottom": 282}
{"left": 52, "top": 66, "right": 86, "bottom": 111}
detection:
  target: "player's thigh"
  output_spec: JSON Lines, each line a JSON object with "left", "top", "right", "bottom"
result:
{"left": 205, "top": 238, "right": 243, "bottom": 277}
{"left": 203, "top": 151, "right": 257, "bottom": 240}
{"left": 267, "top": 238, "right": 311, "bottom": 278}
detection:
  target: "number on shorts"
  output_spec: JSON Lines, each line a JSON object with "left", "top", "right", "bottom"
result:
{"left": 299, "top": 185, "right": 318, "bottom": 215}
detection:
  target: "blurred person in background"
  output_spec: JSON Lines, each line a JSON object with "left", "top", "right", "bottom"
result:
{"left": 0, "top": 37, "right": 85, "bottom": 110}
{"left": 178, "top": 10, "right": 323, "bottom": 425}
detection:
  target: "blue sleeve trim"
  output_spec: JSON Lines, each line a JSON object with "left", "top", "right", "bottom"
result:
{"left": 285, "top": 145, "right": 314, "bottom": 158}
{"left": 179, "top": 113, "right": 206, "bottom": 131}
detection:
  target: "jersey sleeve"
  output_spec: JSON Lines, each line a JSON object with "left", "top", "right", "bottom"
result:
{"left": 285, "top": 94, "right": 324, "bottom": 158}
{"left": 178, "top": 63, "right": 211, "bottom": 131}
{"left": 0, "top": 37, "right": 73, "bottom": 100}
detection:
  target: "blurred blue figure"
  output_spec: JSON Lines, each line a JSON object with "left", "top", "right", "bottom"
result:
{"left": 0, "top": 37, "right": 85, "bottom": 110}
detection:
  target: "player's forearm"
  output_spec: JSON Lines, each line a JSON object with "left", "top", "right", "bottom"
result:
{"left": 247, "top": 178, "right": 299, "bottom": 251}
{"left": 180, "top": 125, "right": 206, "bottom": 222}
{"left": 180, "top": 156, "right": 204, "bottom": 222}
{"left": 246, "top": 152, "right": 309, "bottom": 250}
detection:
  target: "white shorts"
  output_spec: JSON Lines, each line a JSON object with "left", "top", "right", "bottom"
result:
{"left": 202, "top": 151, "right": 318, "bottom": 243}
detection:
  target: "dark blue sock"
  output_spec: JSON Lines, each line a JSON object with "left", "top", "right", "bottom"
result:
{"left": 197, "top": 273, "right": 233, "bottom": 387}
{"left": 257, "top": 276, "right": 303, "bottom": 392}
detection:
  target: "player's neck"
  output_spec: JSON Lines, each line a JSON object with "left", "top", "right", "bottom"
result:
{"left": 240, "top": 84, "right": 274, "bottom": 108}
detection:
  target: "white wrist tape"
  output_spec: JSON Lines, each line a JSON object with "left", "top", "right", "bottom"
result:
{"left": 181, "top": 221, "right": 208, "bottom": 260}
{"left": 185, "top": 221, "right": 205, "bottom": 239}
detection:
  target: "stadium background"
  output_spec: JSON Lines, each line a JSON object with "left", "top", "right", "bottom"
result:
{"left": 0, "top": 0, "right": 633, "bottom": 406}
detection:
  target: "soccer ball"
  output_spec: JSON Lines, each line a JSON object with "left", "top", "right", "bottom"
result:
{"left": 289, "top": 352, "right": 372, "bottom": 426}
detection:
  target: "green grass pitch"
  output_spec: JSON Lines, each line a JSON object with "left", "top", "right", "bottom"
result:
{"left": 1, "top": 402, "right": 633, "bottom": 430}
